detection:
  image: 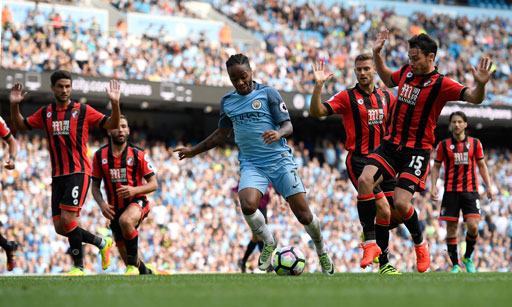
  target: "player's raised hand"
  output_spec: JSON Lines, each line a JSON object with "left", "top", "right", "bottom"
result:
{"left": 173, "top": 147, "right": 196, "bottom": 160}
{"left": 373, "top": 29, "right": 389, "bottom": 54}
{"left": 9, "top": 83, "right": 27, "bottom": 105}
{"left": 262, "top": 130, "right": 281, "bottom": 144}
{"left": 312, "top": 60, "right": 334, "bottom": 85}
{"left": 99, "top": 202, "right": 115, "bottom": 220}
{"left": 471, "top": 56, "right": 493, "bottom": 85}
{"left": 106, "top": 80, "right": 121, "bottom": 104}
{"left": 117, "top": 185, "right": 137, "bottom": 198}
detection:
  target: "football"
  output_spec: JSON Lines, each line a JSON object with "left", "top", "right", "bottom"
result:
{"left": 272, "top": 246, "right": 306, "bottom": 276}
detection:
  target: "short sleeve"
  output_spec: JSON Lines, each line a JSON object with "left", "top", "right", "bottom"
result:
{"left": 435, "top": 142, "right": 444, "bottom": 163}
{"left": 390, "top": 65, "right": 409, "bottom": 87}
{"left": 91, "top": 150, "right": 103, "bottom": 180}
{"left": 475, "top": 139, "right": 484, "bottom": 160}
{"left": 25, "top": 107, "right": 45, "bottom": 130}
{"left": 218, "top": 98, "right": 233, "bottom": 128}
{"left": 0, "top": 116, "right": 11, "bottom": 140}
{"left": 325, "top": 90, "right": 349, "bottom": 115}
{"left": 139, "top": 150, "right": 156, "bottom": 178}
{"left": 267, "top": 87, "right": 291, "bottom": 124}
{"left": 441, "top": 77, "right": 467, "bottom": 102}
{"left": 86, "top": 105, "right": 107, "bottom": 128}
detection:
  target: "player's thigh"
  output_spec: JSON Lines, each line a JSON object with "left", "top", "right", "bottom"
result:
{"left": 269, "top": 164, "right": 305, "bottom": 200}
{"left": 439, "top": 192, "right": 461, "bottom": 223}
{"left": 363, "top": 143, "right": 399, "bottom": 187}
{"left": 461, "top": 192, "right": 481, "bottom": 222}
{"left": 345, "top": 152, "right": 363, "bottom": 189}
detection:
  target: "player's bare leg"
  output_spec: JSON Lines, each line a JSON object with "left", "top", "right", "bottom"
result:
{"left": 239, "top": 188, "right": 276, "bottom": 271}
{"left": 0, "top": 233, "right": 19, "bottom": 271}
{"left": 462, "top": 218, "right": 479, "bottom": 273}
{"left": 394, "top": 187, "right": 430, "bottom": 272}
{"left": 287, "top": 192, "right": 334, "bottom": 275}
{"left": 357, "top": 165, "right": 383, "bottom": 268}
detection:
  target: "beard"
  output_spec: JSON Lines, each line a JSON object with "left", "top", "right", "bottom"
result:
{"left": 111, "top": 137, "right": 126, "bottom": 145}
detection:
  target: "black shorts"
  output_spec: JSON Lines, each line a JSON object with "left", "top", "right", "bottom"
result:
{"left": 51, "top": 173, "right": 90, "bottom": 219}
{"left": 110, "top": 198, "right": 150, "bottom": 242}
{"left": 367, "top": 141, "right": 430, "bottom": 194}
{"left": 346, "top": 152, "right": 396, "bottom": 197}
{"left": 440, "top": 192, "right": 480, "bottom": 222}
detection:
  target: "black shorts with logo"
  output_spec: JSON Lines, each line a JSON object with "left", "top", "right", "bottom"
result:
{"left": 346, "top": 152, "right": 395, "bottom": 196}
{"left": 440, "top": 192, "right": 480, "bottom": 222}
{"left": 110, "top": 197, "right": 150, "bottom": 242}
{"left": 367, "top": 140, "right": 430, "bottom": 194}
{"left": 51, "top": 173, "right": 90, "bottom": 218}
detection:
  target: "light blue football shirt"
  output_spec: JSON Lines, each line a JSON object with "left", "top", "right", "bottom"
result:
{"left": 218, "top": 82, "right": 292, "bottom": 167}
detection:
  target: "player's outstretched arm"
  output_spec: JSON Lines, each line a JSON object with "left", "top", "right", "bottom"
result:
{"left": 262, "top": 120, "right": 292, "bottom": 144}
{"left": 462, "top": 57, "right": 493, "bottom": 105}
{"left": 310, "top": 61, "right": 333, "bottom": 118}
{"left": 9, "top": 83, "right": 30, "bottom": 132}
{"left": 477, "top": 158, "right": 494, "bottom": 201}
{"left": 174, "top": 127, "right": 232, "bottom": 160}
{"left": 91, "top": 178, "right": 115, "bottom": 220}
{"left": 430, "top": 161, "right": 442, "bottom": 202}
{"left": 103, "top": 80, "right": 121, "bottom": 129}
{"left": 373, "top": 29, "right": 394, "bottom": 88}
{"left": 3, "top": 135, "right": 17, "bottom": 170}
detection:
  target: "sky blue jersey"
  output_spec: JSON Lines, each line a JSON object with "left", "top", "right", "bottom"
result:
{"left": 218, "top": 82, "right": 292, "bottom": 167}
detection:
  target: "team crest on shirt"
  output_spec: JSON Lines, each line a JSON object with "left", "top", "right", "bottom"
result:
{"left": 357, "top": 98, "right": 364, "bottom": 105}
{"left": 109, "top": 168, "right": 128, "bottom": 183}
{"left": 450, "top": 144, "right": 455, "bottom": 150}
{"left": 102, "top": 159, "right": 108, "bottom": 165}
{"left": 127, "top": 157, "right": 133, "bottom": 166}
{"left": 252, "top": 100, "right": 262, "bottom": 110}
{"left": 72, "top": 108, "right": 80, "bottom": 118}
{"left": 47, "top": 112, "right": 52, "bottom": 118}
{"left": 466, "top": 143, "right": 471, "bottom": 149}
{"left": 406, "top": 72, "right": 413, "bottom": 78}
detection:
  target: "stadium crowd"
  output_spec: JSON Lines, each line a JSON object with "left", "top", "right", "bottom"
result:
{"left": 1, "top": 134, "right": 511, "bottom": 274}
{"left": 1, "top": 1, "right": 511, "bottom": 105}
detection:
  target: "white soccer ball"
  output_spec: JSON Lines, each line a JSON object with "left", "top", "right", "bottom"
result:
{"left": 272, "top": 246, "right": 306, "bottom": 276}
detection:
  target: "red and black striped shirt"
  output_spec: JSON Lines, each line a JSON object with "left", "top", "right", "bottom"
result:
{"left": 0, "top": 116, "right": 12, "bottom": 141}
{"left": 25, "top": 102, "right": 107, "bottom": 177}
{"left": 386, "top": 65, "right": 467, "bottom": 150}
{"left": 92, "top": 143, "right": 155, "bottom": 210}
{"left": 435, "top": 136, "right": 484, "bottom": 192}
{"left": 324, "top": 84, "right": 396, "bottom": 155}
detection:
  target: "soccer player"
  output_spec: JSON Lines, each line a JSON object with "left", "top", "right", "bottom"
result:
{"left": 235, "top": 184, "right": 271, "bottom": 273}
{"left": 309, "top": 55, "right": 400, "bottom": 274}
{"left": 430, "top": 111, "right": 493, "bottom": 273}
{"left": 174, "top": 54, "right": 334, "bottom": 275}
{"left": 9, "top": 70, "right": 121, "bottom": 275}
{"left": 0, "top": 116, "right": 20, "bottom": 271}
{"left": 91, "top": 115, "right": 158, "bottom": 275}
{"left": 357, "top": 30, "right": 494, "bottom": 272}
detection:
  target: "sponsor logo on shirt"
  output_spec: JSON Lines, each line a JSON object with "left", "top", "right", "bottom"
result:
{"left": 233, "top": 112, "right": 265, "bottom": 124}
{"left": 398, "top": 84, "right": 421, "bottom": 106}
{"left": 367, "top": 108, "right": 384, "bottom": 125}
{"left": 454, "top": 152, "right": 469, "bottom": 165}
{"left": 52, "top": 120, "right": 70, "bottom": 135}
{"left": 109, "top": 168, "right": 128, "bottom": 183}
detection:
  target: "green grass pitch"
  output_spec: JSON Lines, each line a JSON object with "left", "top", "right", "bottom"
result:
{"left": 1, "top": 273, "right": 511, "bottom": 307}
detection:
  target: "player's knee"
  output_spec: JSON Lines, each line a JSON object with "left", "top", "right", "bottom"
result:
{"left": 357, "top": 173, "right": 374, "bottom": 192}
{"left": 239, "top": 197, "right": 258, "bottom": 215}
{"left": 119, "top": 215, "right": 135, "bottom": 232}
{"left": 295, "top": 209, "right": 312, "bottom": 225}
{"left": 466, "top": 222, "right": 478, "bottom": 235}
{"left": 446, "top": 222, "right": 458, "bottom": 235}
